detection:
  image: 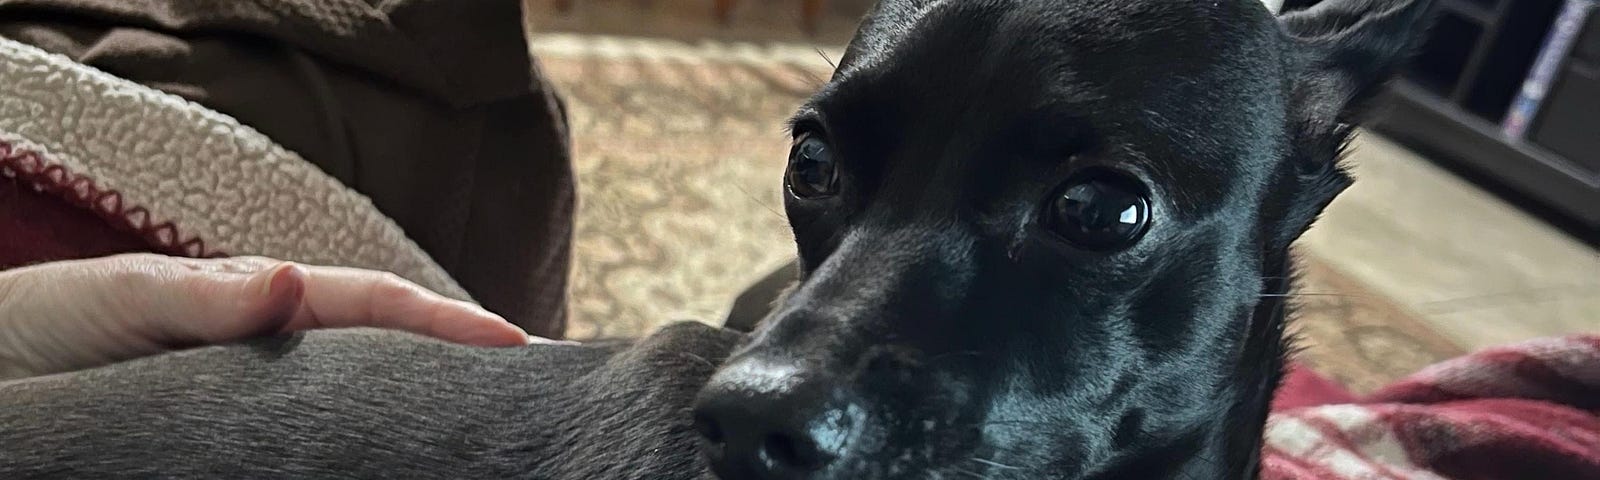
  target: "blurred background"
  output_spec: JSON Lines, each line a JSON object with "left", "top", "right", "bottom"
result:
{"left": 524, "top": 0, "right": 1597, "bottom": 393}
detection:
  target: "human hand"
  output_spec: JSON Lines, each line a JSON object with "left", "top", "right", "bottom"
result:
{"left": 0, "top": 254, "right": 535, "bottom": 380}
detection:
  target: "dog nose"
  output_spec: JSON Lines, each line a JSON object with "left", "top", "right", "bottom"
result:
{"left": 693, "top": 394, "right": 832, "bottom": 478}
{"left": 693, "top": 362, "right": 848, "bottom": 479}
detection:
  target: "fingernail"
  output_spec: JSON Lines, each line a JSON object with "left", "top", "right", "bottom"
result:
{"left": 459, "top": 300, "right": 510, "bottom": 324}
{"left": 527, "top": 335, "right": 581, "bottom": 346}
{"left": 459, "top": 326, "right": 535, "bottom": 348}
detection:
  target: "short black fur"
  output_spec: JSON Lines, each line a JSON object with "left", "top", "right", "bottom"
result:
{"left": 0, "top": 1, "right": 1433, "bottom": 479}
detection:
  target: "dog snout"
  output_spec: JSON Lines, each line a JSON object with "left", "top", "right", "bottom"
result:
{"left": 693, "top": 358, "right": 866, "bottom": 479}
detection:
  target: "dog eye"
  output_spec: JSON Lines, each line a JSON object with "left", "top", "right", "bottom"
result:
{"left": 786, "top": 134, "right": 839, "bottom": 199}
{"left": 1043, "top": 170, "right": 1151, "bottom": 251}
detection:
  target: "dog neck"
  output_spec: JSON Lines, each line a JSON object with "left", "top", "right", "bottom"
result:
{"left": 1225, "top": 247, "right": 1298, "bottom": 478}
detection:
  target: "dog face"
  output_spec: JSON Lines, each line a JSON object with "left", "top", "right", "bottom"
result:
{"left": 695, "top": 1, "right": 1432, "bottom": 478}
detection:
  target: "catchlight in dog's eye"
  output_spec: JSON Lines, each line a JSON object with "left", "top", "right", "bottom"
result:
{"left": 1044, "top": 171, "right": 1151, "bottom": 251}
{"left": 787, "top": 134, "right": 839, "bottom": 198}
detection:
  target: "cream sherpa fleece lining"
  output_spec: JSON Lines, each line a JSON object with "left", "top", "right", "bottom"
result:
{"left": 0, "top": 36, "right": 471, "bottom": 301}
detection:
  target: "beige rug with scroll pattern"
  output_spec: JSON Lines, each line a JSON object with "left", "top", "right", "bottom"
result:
{"left": 532, "top": 33, "right": 1463, "bottom": 394}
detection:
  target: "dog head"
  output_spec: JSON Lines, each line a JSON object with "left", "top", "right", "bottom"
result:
{"left": 694, "top": 0, "right": 1432, "bottom": 478}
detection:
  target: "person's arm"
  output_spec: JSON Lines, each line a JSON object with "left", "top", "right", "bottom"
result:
{"left": 0, "top": 253, "right": 533, "bottom": 381}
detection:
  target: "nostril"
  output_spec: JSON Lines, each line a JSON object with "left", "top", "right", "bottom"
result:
{"left": 697, "top": 366, "right": 850, "bottom": 477}
{"left": 694, "top": 412, "right": 725, "bottom": 445}
{"left": 760, "top": 432, "right": 828, "bottom": 471}
{"left": 761, "top": 433, "right": 802, "bottom": 468}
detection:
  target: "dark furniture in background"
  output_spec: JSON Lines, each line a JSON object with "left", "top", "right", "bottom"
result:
{"left": 553, "top": 0, "right": 831, "bottom": 33}
{"left": 1286, "top": 0, "right": 1599, "bottom": 235}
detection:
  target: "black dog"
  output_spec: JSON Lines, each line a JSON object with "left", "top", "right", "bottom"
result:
{"left": 0, "top": 0, "right": 1432, "bottom": 478}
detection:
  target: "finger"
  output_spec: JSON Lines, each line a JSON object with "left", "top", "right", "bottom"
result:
{"left": 126, "top": 257, "right": 530, "bottom": 349}
{"left": 279, "top": 266, "right": 531, "bottom": 348}
{"left": 166, "top": 256, "right": 279, "bottom": 275}
{"left": 140, "top": 261, "right": 308, "bottom": 347}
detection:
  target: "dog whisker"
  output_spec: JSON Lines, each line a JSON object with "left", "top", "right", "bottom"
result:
{"left": 970, "top": 457, "right": 1023, "bottom": 470}
{"left": 815, "top": 47, "right": 838, "bottom": 71}
{"left": 1258, "top": 292, "right": 1369, "bottom": 299}
{"left": 733, "top": 183, "right": 787, "bottom": 221}
{"left": 1411, "top": 285, "right": 1600, "bottom": 313}
{"left": 781, "top": 61, "right": 828, "bottom": 91}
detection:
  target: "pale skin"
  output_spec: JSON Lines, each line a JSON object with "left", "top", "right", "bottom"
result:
{"left": 0, "top": 254, "right": 548, "bottom": 381}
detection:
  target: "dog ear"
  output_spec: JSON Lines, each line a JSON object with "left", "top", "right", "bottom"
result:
{"left": 1268, "top": 0, "right": 1433, "bottom": 244}
{"left": 1280, "top": 0, "right": 1434, "bottom": 128}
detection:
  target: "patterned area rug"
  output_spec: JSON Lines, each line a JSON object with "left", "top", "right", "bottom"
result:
{"left": 531, "top": 33, "right": 1464, "bottom": 393}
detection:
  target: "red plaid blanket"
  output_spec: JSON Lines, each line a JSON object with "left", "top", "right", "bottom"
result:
{"left": 1266, "top": 336, "right": 1600, "bottom": 479}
